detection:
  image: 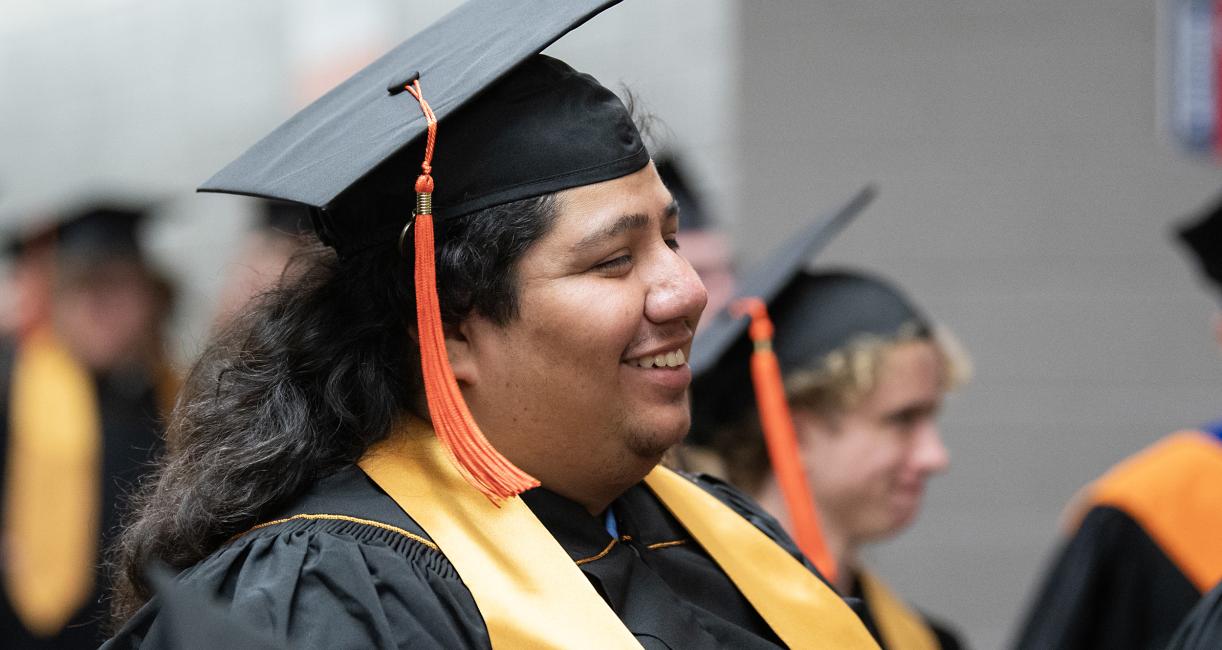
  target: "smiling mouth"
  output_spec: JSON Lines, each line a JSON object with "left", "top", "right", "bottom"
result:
{"left": 624, "top": 348, "right": 687, "bottom": 369}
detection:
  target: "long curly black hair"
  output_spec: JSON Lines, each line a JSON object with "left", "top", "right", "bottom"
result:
{"left": 109, "top": 195, "right": 556, "bottom": 625}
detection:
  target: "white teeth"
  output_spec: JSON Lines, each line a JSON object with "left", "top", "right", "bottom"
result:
{"left": 626, "top": 348, "right": 688, "bottom": 368}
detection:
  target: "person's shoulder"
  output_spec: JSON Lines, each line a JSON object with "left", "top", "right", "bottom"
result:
{"left": 107, "top": 465, "right": 488, "bottom": 649}
{"left": 221, "top": 464, "right": 456, "bottom": 576}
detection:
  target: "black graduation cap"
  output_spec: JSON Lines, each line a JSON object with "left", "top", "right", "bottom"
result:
{"left": 200, "top": 0, "right": 642, "bottom": 257}
{"left": 1177, "top": 192, "right": 1222, "bottom": 298}
{"left": 686, "top": 185, "right": 880, "bottom": 445}
{"left": 198, "top": 0, "right": 646, "bottom": 502}
{"left": 54, "top": 205, "right": 147, "bottom": 263}
{"left": 688, "top": 185, "right": 876, "bottom": 377}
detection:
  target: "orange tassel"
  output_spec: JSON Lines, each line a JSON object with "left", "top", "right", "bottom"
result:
{"left": 732, "top": 297, "right": 838, "bottom": 585}
{"left": 405, "top": 80, "right": 540, "bottom": 502}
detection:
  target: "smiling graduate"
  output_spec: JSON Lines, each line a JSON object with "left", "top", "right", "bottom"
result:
{"left": 101, "top": 1, "right": 879, "bottom": 648}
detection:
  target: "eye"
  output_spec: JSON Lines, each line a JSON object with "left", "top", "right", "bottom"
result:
{"left": 593, "top": 255, "right": 632, "bottom": 273}
{"left": 665, "top": 236, "right": 681, "bottom": 251}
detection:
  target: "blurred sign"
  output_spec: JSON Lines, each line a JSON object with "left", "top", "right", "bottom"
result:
{"left": 1169, "top": 0, "right": 1220, "bottom": 154}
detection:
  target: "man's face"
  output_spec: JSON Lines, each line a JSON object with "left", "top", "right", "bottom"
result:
{"left": 798, "top": 340, "right": 951, "bottom": 545}
{"left": 454, "top": 163, "right": 708, "bottom": 498}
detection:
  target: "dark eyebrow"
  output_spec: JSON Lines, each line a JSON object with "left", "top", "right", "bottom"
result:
{"left": 570, "top": 201, "right": 681, "bottom": 254}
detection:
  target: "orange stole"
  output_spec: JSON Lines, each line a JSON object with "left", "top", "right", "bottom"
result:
{"left": 359, "top": 417, "right": 879, "bottom": 649}
{"left": 1073, "top": 431, "right": 1222, "bottom": 593}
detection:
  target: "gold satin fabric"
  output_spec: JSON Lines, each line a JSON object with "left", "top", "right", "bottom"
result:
{"left": 3, "top": 328, "right": 101, "bottom": 637}
{"left": 857, "top": 569, "right": 939, "bottom": 650}
{"left": 359, "top": 417, "right": 878, "bottom": 649}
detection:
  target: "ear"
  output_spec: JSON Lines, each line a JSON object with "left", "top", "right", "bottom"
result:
{"left": 445, "top": 316, "right": 480, "bottom": 385}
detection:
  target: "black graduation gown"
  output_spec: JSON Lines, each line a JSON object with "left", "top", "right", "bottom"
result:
{"left": 847, "top": 571, "right": 964, "bottom": 650}
{"left": 1012, "top": 505, "right": 1203, "bottom": 650}
{"left": 105, "top": 466, "right": 834, "bottom": 649}
{"left": 1167, "top": 579, "right": 1222, "bottom": 650}
{"left": 0, "top": 338, "right": 165, "bottom": 650}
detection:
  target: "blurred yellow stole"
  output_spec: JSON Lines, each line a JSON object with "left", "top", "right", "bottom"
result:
{"left": 857, "top": 569, "right": 939, "bottom": 650}
{"left": 360, "top": 417, "right": 878, "bottom": 649}
{"left": 3, "top": 328, "right": 100, "bottom": 637}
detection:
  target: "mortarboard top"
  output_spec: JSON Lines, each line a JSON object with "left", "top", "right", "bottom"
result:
{"left": 687, "top": 185, "right": 877, "bottom": 378}
{"left": 200, "top": 0, "right": 644, "bottom": 256}
{"left": 1177, "top": 192, "right": 1222, "bottom": 297}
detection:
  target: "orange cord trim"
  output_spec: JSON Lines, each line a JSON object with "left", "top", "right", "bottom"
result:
{"left": 574, "top": 539, "right": 618, "bottom": 566}
{"left": 731, "top": 298, "right": 838, "bottom": 585}
{"left": 403, "top": 79, "right": 539, "bottom": 503}
{"left": 230, "top": 513, "right": 440, "bottom": 551}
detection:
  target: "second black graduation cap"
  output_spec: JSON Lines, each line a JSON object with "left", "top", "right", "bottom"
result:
{"left": 200, "top": 0, "right": 645, "bottom": 256}
{"left": 686, "top": 185, "right": 876, "bottom": 446}
{"left": 1177, "top": 191, "right": 1222, "bottom": 298}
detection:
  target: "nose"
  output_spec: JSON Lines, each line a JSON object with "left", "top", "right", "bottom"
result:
{"left": 644, "top": 244, "right": 708, "bottom": 328}
{"left": 911, "top": 421, "right": 950, "bottom": 476}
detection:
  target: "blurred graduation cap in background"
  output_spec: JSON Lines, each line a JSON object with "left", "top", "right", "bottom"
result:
{"left": 1177, "top": 192, "right": 1222, "bottom": 298}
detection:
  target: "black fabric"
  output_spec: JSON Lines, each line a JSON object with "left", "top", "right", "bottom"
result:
{"left": 691, "top": 266, "right": 929, "bottom": 446}
{"left": 0, "top": 343, "right": 164, "bottom": 650}
{"left": 199, "top": 0, "right": 649, "bottom": 256}
{"left": 846, "top": 571, "right": 964, "bottom": 650}
{"left": 687, "top": 185, "right": 875, "bottom": 380}
{"left": 1012, "top": 505, "right": 1202, "bottom": 650}
{"left": 54, "top": 206, "right": 146, "bottom": 263}
{"left": 1177, "top": 190, "right": 1222, "bottom": 296}
{"left": 104, "top": 466, "right": 839, "bottom": 649}
{"left": 1167, "top": 579, "right": 1222, "bottom": 650}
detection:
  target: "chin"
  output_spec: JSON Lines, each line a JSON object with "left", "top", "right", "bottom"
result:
{"left": 625, "top": 418, "right": 689, "bottom": 459}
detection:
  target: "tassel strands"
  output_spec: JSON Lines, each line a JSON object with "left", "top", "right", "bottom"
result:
{"left": 731, "top": 297, "right": 838, "bottom": 584}
{"left": 403, "top": 79, "right": 540, "bottom": 502}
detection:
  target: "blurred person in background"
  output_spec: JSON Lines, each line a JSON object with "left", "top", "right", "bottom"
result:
{"left": 211, "top": 200, "right": 311, "bottom": 331}
{"left": 1013, "top": 195, "right": 1222, "bottom": 650}
{"left": 692, "top": 269, "right": 970, "bottom": 650}
{"left": 0, "top": 204, "right": 176, "bottom": 649}
{"left": 0, "top": 224, "right": 57, "bottom": 339}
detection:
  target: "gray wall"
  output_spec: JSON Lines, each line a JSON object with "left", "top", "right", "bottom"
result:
{"left": 739, "top": 2, "right": 1222, "bottom": 648}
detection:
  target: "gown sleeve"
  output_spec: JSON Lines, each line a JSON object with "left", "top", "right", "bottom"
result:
{"left": 1167, "top": 580, "right": 1222, "bottom": 650}
{"left": 104, "top": 517, "right": 491, "bottom": 650}
{"left": 1013, "top": 505, "right": 1200, "bottom": 650}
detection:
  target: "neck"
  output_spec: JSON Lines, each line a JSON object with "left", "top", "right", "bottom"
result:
{"left": 756, "top": 474, "right": 857, "bottom": 593}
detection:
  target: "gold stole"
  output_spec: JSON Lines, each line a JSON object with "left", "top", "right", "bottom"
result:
{"left": 3, "top": 328, "right": 101, "bottom": 637}
{"left": 1070, "top": 431, "right": 1222, "bottom": 593}
{"left": 857, "top": 569, "right": 939, "bottom": 650}
{"left": 359, "top": 418, "right": 879, "bottom": 649}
